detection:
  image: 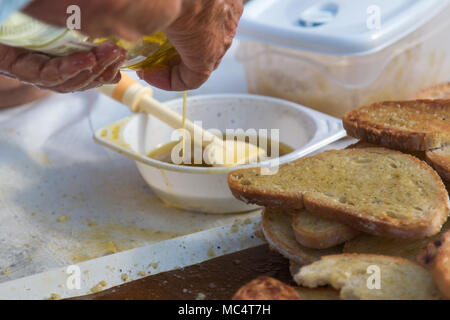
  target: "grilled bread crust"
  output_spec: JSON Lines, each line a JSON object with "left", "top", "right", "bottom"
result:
{"left": 229, "top": 148, "right": 449, "bottom": 239}
{"left": 415, "top": 82, "right": 450, "bottom": 100}
{"left": 292, "top": 209, "right": 359, "bottom": 249}
{"left": 260, "top": 208, "right": 342, "bottom": 266}
{"left": 232, "top": 276, "right": 301, "bottom": 300}
{"left": 344, "top": 221, "right": 450, "bottom": 261}
{"left": 417, "top": 230, "right": 450, "bottom": 299}
{"left": 294, "top": 254, "right": 441, "bottom": 300}
{"left": 426, "top": 145, "right": 450, "bottom": 183}
{"left": 342, "top": 100, "right": 450, "bottom": 151}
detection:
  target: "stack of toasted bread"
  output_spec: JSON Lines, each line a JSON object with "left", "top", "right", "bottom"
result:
{"left": 228, "top": 86, "right": 450, "bottom": 300}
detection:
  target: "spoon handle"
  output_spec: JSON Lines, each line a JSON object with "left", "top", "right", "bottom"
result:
{"left": 98, "top": 73, "right": 219, "bottom": 144}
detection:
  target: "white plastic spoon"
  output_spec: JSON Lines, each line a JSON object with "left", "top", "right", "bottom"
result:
{"left": 97, "top": 73, "right": 266, "bottom": 167}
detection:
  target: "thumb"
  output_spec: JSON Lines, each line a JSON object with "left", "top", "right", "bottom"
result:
{"left": 138, "top": 62, "right": 209, "bottom": 91}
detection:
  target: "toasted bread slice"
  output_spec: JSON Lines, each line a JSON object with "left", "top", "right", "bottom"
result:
{"left": 229, "top": 148, "right": 449, "bottom": 239}
{"left": 349, "top": 140, "right": 450, "bottom": 186}
{"left": 343, "top": 100, "right": 450, "bottom": 151}
{"left": 344, "top": 220, "right": 450, "bottom": 261}
{"left": 289, "top": 259, "right": 341, "bottom": 302}
{"left": 347, "top": 140, "right": 426, "bottom": 160}
{"left": 232, "top": 276, "right": 301, "bottom": 300}
{"left": 231, "top": 276, "right": 340, "bottom": 300}
{"left": 416, "top": 83, "right": 450, "bottom": 100}
{"left": 294, "top": 254, "right": 441, "bottom": 300}
{"left": 415, "top": 85, "right": 450, "bottom": 183}
{"left": 292, "top": 140, "right": 363, "bottom": 250}
{"left": 417, "top": 230, "right": 450, "bottom": 299}
{"left": 261, "top": 208, "right": 342, "bottom": 266}
{"left": 349, "top": 140, "right": 450, "bottom": 183}
{"left": 292, "top": 209, "right": 359, "bottom": 249}
{"left": 295, "top": 287, "right": 340, "bottom": 300}
{"left": 426, "top": 145, "right": 450, "bottom": 183}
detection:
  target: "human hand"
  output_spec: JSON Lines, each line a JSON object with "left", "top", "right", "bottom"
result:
{"left": 0, "top": 42, "right": 126, "bottom": 93}
{"left": 22, "top": 0, "right": 243, "bottom": 91}
{"left": 138, "top": 0, "right": 244, "bottom": 91}
{"left": 19, "top": 0, "right": 183, "bottom": 92}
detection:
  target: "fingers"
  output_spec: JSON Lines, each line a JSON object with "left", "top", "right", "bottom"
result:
{"left": 41, "top": 42, "right": 125, "bottom": 87}
{"left": 44, "top": 48, "right": 125, "bottom": 93}
{"left": 12, "top": 51, "right": 97, "bottom": 87}
{"left": 80, "top": 70, "right": 122, "bottom": 91}
{"left": 138, "top": 63, "right": 209, "bottom": 91}
{"left": 0, "top": 42, "right": 127, "bottom": 93}
{"left": 96, "top": 57, "right": 124, "bottom": 83}
{"left": 52, "top": 51, "right": 125, "bottom": 92}
{"left": 149, "top": 0, "right": 243, "bottom": 91}
{"left": 47, "top": 43, "right": 126, "bottom": 92}
{"left": 41, "top": 53, "right": 93, "bottom": 86}
{"left": 137, "top": 66, "right": 171, "bottom": 90}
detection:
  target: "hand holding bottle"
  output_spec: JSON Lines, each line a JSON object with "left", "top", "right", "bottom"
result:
{"left": 0, "top": 0, "right": 243, "bottom": 92}
{"left": 139, "top": 0, "right": 244, "bottom": 91}
{"left": 0, "top": 42, "right": 126, "bottom": 92}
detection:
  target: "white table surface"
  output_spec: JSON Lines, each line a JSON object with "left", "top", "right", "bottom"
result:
{"left": 0, "top": 42, "right": 263, "bottom": 284}
{"left": 0, "top": 40, "right": 353, "bottom": 288}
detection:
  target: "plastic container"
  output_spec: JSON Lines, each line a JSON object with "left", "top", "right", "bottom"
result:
{"left": 237, "top": 0, "right": 450, "bottom": 118}
{"left": 94, "top": 94, "right": 345, "bottom": 214}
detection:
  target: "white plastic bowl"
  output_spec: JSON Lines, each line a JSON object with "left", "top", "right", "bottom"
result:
{"left": 94, "top": 94, "right": 345, "bottom": 214}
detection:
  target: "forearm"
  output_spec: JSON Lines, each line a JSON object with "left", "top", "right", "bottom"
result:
{"left": 22, "top": 0, "right": 182, "bottom": 40}
{"left": 0, "top": 0, "right": 242, "bottom": 92}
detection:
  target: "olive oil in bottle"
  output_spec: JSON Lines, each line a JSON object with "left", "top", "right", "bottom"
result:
{"left": 0, "top": 12, "right": 178, "bottom": 70}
